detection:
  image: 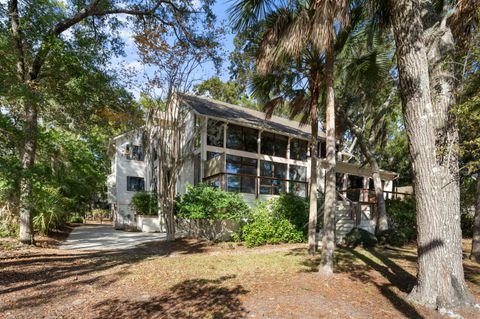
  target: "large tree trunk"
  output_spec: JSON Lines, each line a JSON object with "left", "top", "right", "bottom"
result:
{"left": 320, "top": 41, "right": 336, "bottom": 275}
{"left": 307, "top": 69, "right": 321, "bottom": 256}
{"left": 471, "top": 177, "right": 480, "bottom": 263}
{"left": 390, "top": 0, "right": 474, "bottom": 309}
{"left": 19, "top": 104, "right": 38, "bottom": 244}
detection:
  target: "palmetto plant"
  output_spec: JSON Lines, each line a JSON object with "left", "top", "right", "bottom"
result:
{"left": 230, "top": 0, "right": 349, "bottom": 273}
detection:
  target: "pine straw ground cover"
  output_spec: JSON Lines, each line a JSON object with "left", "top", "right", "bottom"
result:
{"left": 0, "top": 237, "right": 479, "bottom": 319}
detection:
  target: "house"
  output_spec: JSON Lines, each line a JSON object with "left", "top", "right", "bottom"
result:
{"left": 107, "top": 93, "right": 399, "bottom": 237}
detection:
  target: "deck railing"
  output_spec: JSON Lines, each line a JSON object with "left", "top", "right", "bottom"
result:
{"left": 203, "top": 172, "right": 309, "bottom": 198}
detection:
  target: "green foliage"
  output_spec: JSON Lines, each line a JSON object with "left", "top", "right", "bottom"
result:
{"left": 32, "top": 186, "right": 69, "bottom": 234}
{"left": 176, "top": 184, "right": 249, "bottom": 220}
{"left": 193, "top": 77, "right": 257, "bottom": 109}
{"left": 385, "top": 198, "right": 417, "bottom": 242}
{"left": 130, "top": 192, "right": 158, "bottom": 216}
{"left": 239, "top": 201, "right": 304, "bottom": 247}
{"left": 345, "top": 228, "right": 378, "bottom": 248}
{"left": 377, "top": 229, "right": 408, "bottom": 247}
{"left": 461, "top": 211, "right": 474, "bottom": 238}
{"left": 68, "top": 213, "right": 84, "bottom": 224}
{"left": 270, "top": 192, "right": 309, "bottom": 233}
{"left": 90, "top": 209, "right": 110, "bottom": 218}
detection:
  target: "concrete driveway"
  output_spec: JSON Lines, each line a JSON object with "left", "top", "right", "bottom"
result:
{"left": 60, "top": 224, "right": 166, "bottom": 251}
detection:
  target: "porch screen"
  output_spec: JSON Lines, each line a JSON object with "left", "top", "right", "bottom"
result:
{"left": 290, "top": 138, "right": 308, "bottom": 161}
{"left": 289, "top": 165, "right": 307, "bottom": 197}
{"left": 207, "top": 119, "right": 224, "bottom": 147}
{"left": 226, "top": 155, "right": 257, "bottom": 193}
{"left": 259, "top": 161, "right": 287, "bottom": 195}
{"left": 226, "top": 124, "right": 258, "bottom": 153}
{"left": 261, "top": 132, "right": 288, "bottom": 158}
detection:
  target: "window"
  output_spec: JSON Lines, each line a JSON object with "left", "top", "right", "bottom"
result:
{"left": 289, "top": 165, "right": 307, "bottom": 197}
{"left": 226, "top": 155, "right": 257, "bottom": 193}
{"left": 126, "top": 145, "right": 144, "bottom": 161}
{"left": 318, "top": 141, "right": 326, "bottom": 158}
{"left": 260, "top": 161, "right": 287, "bottom": 195}
{"left": 207, "top": 119, "right": 224, "bottom": 147}
{"left": 127, "top": 176, "right": 145, "bottom": 191}
{"left": 207, "top": 151, "right": 223, "bottom": 160}
{"left": 226, "top": 124, "right": 258, "bottom": 153}
{"left": 290, "top": 138, "right": 308, "bottom": 161}
{"left": 261, "top": 132, "right": 288, "bottom": 158}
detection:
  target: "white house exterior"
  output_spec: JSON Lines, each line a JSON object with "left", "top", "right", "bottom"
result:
{"left": 107, "top": 94, "right": 398, "bottom": 238}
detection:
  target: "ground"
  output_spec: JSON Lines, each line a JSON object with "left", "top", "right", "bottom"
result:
{"left": 1, "top": 226, "right": 480, "bottom": 319}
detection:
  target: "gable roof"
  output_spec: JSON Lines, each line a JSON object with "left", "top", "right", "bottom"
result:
{"left": 179, "top": 93, "right": 325, "bottom": 140}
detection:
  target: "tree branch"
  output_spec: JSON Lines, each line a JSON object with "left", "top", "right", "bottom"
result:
{"left": 8, "top": 0, "right": 25, "bottom": 82}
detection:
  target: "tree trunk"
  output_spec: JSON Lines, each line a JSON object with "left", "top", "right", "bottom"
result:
{"left": 308, "top": 69, "right": 321, "bottom": 256}
{"left": 19, "top": 104, "right": 38, "bottom": 244}
{"left": 471, "top": 177, "right": 480, "bottom": 263}
{"left": 320, "top": 41, "right": 336, "bottom": 275}
{"left": 359, "top": 143, "right": 387, "bottom": 234}
{"left": 390, "top": 0, "right": 474, "bottom": 308}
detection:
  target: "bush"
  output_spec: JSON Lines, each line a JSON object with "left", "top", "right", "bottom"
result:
{"left": 270, "top": 193, "right": 309, "bottom": 233}
{"left": 237, "top": 200, "right": 305, "bottom": 247}
{"left": 176, "top": 184, "right": 249, "bottom": 220}
{"left": 68, "top": 213, "right": 84, "bottom": 224}
{"left": 33, "top": 186, "right": 69, "bottom": 234}
{"left": 385, "top": 198, "right": 416, "bottom": 242}
{"left": 90, "top": 208, "right": 110, "bottom": 218}
{"left": 377, "top": 229, "right": 408, "bottom": 247}
{"left": 130, "top": 192, "right": 158, "bottom": 216}
{"left": 345, "top": 228, "right": 378, "bottom": 248}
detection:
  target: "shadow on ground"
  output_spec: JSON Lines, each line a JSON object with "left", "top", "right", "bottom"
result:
{"left": 292, "top": 246, "right": 423, "bottom": 319}
{"left": 0, "top": 238, "right": 211, "bottom": 311}
{"left": 93, "top": 275, "right": 248, "bottom": 319}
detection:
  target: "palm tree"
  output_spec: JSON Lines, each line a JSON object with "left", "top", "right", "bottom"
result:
{"left": 231, "top": 1, "right": 349, "bottom": 262}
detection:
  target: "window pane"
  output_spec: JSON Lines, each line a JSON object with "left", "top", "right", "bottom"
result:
{"left": 244, "top": 127, "right": 258, "bottom": 153}
{"left": 241, "top": 176, "right": 256, "bottom": 193}
{"left": 274, "top": 163, "right": 287, "bottom": 179}
{"left": 226, "top": 124, "right": 244, "bottom": 150}
{"left": 290, "top": 138, "right": 307, "bottom": 161}
{"left": 274, "top": 135, "right": 288, "bottom": 158}
{"left": 319, "top": 141, "right": 326, "bottom": 158}
{"left": 127, "top": 145, "right": 144, "bottom": 161}
{"left": 207, "top": 151, "right": 223, "bottom": 160}
{"left": 127, "top": 176, "right": 145, "bottom": 191}
{"left": 260, "top": 161, "right": 273, "bottom": 177}
{"left": 207, "top": 120, "right": 224, "bottom": 147}
{"left": 289, "top": 182, "right": 307, "bottom": 197}
{"left": 226, "top": 162, "right": 241, "bottom": 174}
{"left": 289, "top": 165, "right": 307, "bottom": 181}
{"left": 260, "top": 132, "right": 274, "bottom": 155}
{"left": 227, "top": 175, "right": 240, "bottom": 192}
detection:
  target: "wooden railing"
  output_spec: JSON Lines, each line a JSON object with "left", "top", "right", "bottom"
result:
{"left": 203, "top": 172, "right": 309, "bottom": 198}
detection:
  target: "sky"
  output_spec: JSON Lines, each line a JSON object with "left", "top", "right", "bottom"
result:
{"left": 113, "top": 0, "right": 236, "bottom": 100}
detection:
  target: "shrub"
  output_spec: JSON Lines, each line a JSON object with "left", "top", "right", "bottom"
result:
{"left": 33, "top": 186, "right": 69, "bottom": 234}
{"left": 68, "top": 213, "right": 84, "bottom": 224}
{"left": 345, "top": 228, "right": 377, "bottom": 248}
{"left": 270, "top": 193, "right": 309, "bottom": 233}
{"left": 176, "top": 184, "right": 249, "bottom": 220}
{"left": 377, "top": 229, "right": 408, "bottom": 247}
{"left": 385, "top": 198, "right": 416, "bottom": 242}
{"left": 130, "top": 192, "right": 158, "bottom": 216}
{"left": 90, "top": 208, "right": 110, "bottom": 218}
{"left": 237, "top": 200, "right": 305, "bottom": 247}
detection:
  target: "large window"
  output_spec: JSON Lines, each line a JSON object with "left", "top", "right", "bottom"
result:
{"left": 207, "top": 119, "right": 224, "bottom": 147}
{"left": 290, "top": 138, "right": 308, "bottom": 161}
{"left": 127, "top": 176, "right": 145, "bottom": 191}
{"left": 260, "top": 161, "right": 287, "bottom": 195}
{"left": 289, "top": 165, "right": 307, "bottom": 197}
{"left": 226, "top": 155, "right": 257, "bottom": 193}
{"left": 126, "top": 145, "right": 144, "bottom": 161}
{"left": 226, "top": 124, "right": 258, "bottom": 153}
{"left": 261, "top": 132, "right": 288, "bottom": 158}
